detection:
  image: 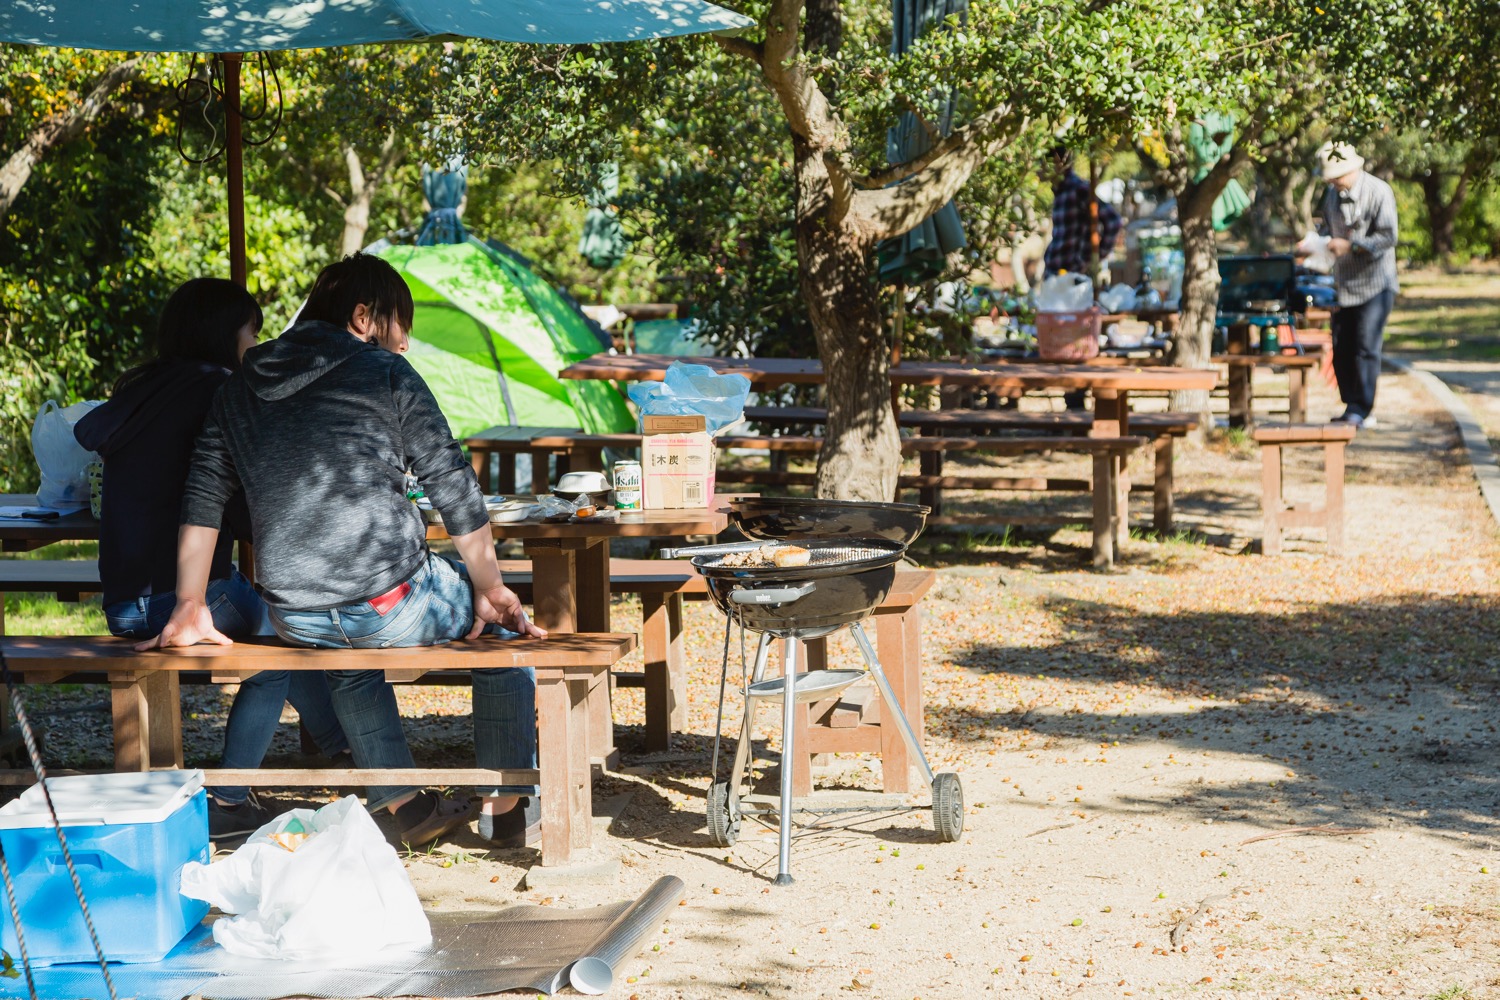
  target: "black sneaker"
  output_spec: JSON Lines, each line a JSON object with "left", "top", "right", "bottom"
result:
{"left": 208, "top": 793, "right": 271, "bottom": 840}
{"left": 478, "top": 797, "right": 541, "bottom": 848}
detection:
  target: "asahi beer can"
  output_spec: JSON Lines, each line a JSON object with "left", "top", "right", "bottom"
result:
{"left": 612, "top": 459, "right": 643, "bottom": 510}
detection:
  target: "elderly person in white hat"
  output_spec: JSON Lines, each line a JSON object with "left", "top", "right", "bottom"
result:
{"left": 1317, "top": 141, "right": 1398, "bottom": 429}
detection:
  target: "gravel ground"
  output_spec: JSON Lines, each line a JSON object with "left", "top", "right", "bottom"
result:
{"left": 9, "top": 368, "right": 1500, "bottom": 1000}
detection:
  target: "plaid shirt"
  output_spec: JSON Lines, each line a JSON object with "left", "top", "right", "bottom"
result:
{"left": 1044, "top": 171, "right": 1122, "bottom": 277}
{"left": 1320, "top": 173, "right": 1399, "bottom": 307}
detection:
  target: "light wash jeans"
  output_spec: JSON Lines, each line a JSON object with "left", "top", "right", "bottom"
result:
{"left": 104, "top": 571, "right": 349, "bottom": 805}
{"left": 266, "top": 552, "right": 537, "bottom": 810}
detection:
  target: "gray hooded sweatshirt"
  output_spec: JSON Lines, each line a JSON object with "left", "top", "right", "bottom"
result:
{"left": 180, "top": 320, "right": 487, "bottom": 610}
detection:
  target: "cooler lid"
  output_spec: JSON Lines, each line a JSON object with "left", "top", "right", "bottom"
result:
{"left": 0, "top": 770, "right": 204, "bottom": 830}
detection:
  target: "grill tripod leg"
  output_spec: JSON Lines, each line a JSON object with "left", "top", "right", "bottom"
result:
{"left": 850, "top": 622, "right": 936, "bottom": 786}
{"left": 727, "top": 633, "right": 773, "bottom": 817}
{"left": 774, "top": 637, "right": 799, "bottom": 886}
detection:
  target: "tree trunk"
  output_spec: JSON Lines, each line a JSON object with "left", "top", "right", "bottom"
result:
{"left": 1169, "top": 206, "right": 1219, "bottom": 430}
{"left": 0, "top": 59, "right": 140, "bottom": 221}
{"left": 1419, "top": 173, "right": 1458, "bottom": 261}
{"left": 792, "top": 141, "right": 900, "bottom": 501}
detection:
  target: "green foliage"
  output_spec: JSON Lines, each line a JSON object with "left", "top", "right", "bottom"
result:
{"left": 0, "top": 59, "right": 177, "bottom": 491}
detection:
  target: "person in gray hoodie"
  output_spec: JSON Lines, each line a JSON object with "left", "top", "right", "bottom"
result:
{"left": 141, "top": 253, "right": 547, "bottom": 848}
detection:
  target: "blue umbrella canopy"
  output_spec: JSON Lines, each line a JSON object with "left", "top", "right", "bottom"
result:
{"left": 877, "top": 0, "right": 968, "bottom": 286}
{"left": 0, "top": 1, "right": 754, "bottom": 50}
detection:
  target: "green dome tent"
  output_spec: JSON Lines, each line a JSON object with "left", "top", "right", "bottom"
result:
{"left": 366, "top": 165, "right": 633, "bottom": 440}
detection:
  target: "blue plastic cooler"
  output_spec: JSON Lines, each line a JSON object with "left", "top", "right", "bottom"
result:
{"left": 0, "top": 770, "right": 209, "bottom": 966}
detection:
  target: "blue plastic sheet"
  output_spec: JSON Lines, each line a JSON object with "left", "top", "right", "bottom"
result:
{"left": 627, "top": 362, "right": 750, "bottom": 434}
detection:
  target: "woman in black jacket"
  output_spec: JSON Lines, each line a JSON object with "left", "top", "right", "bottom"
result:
{"left": 75, "top": 278, "right": 346, "bottom": 838}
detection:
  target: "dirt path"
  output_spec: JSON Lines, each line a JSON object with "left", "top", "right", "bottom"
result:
{"left": 383, "top": 368, "right": 1500, "bottom": 1000}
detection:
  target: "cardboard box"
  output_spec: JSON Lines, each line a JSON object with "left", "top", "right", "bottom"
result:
{"left": 641, "top": 414, "right": 716, "bottom": 509}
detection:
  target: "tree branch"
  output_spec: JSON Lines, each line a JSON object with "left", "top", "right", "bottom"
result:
{"left": 714, "top": 35, "right": 765, "bottom": 68}
{"left": 847, "top": 108, "right": 1026, "bottom": 242}
{"left": 859, "top": 102, "right": 1016, "bottom": 190}
{"left": 0, "top": 58, "right": 142, "bottom": 220}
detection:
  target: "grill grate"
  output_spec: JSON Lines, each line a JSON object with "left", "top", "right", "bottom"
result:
{"left": 698, "top": 543, "right": 893, "bottom": 571}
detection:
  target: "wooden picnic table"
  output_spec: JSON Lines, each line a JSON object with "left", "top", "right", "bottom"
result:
{"left": 0, "top": 496, "right": 98, "bottom": 552}
{"left": 558, "top": 353, "right": 1219, "bottom": 438}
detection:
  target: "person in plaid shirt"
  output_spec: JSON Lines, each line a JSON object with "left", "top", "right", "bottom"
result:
{"left": 1044, "top": 147, "right": 1122, "bottom": 278}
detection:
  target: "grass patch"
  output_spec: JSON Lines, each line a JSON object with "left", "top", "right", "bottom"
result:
{"left": 2, "top": 594, "right": 105, "bottom": 635}
{"left": 1386, "top": 270, "right": 1500, "bottom": 360}
{"left": 1426, "top": 986, "right": 1472, "bottom": 1000}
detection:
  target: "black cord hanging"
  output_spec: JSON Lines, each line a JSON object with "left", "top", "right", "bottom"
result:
{"left": 0, "top": 648, "right": 118, "bottom": 1000}
{"left": 174, "top": 51, "right": 285, "bottom": 164}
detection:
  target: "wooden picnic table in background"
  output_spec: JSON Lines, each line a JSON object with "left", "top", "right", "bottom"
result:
{"left": 559, "top": 353, "right": 1219, "bottom": 438}
{"left": 0, "top": 496, "right": 98, "bottom": 552}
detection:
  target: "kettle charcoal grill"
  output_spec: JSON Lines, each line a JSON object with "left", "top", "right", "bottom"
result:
{"left": 664, "top": 506, "right": 963, "bottom": 886}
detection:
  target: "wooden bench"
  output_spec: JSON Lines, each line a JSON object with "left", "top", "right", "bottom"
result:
{"left": 742, "top": 406, "right": 1198, "bottom": 532}
{"left": 1252, "top": 422, "right": 1355, "bottom": 556}
{"left": 0, "top": 556, "right": 708, "bottom": 757}
{"left": 0, "top": 633, "right": 635, "bottom": 867}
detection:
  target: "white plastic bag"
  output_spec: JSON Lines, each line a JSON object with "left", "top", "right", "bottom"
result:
{"left": 1097, "top": 284, "right": 1138, "bottom": 313}
{"left": 1295, "top": 230, "right": 1335, "bottom": 273}
{"left": 1036, "top": 272, "right": 1095, "bottom": 312}
{"left": 179, "top": 795, "right": 431, "bottom": 960}
{"left": 31, "top": 400, "right": 102, "bottom": 509}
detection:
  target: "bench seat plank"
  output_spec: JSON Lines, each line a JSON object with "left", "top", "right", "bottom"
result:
{"left": 1, "top": 633, "right": 636, "bottom": 867}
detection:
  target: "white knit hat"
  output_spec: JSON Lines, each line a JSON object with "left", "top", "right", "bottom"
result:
{"left": 1317, "top": 141, "right": 1365, "bottom": 181}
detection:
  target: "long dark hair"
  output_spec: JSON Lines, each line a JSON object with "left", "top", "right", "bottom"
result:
{"left": 115, "top": 278, "right": 263, "bottom": 393}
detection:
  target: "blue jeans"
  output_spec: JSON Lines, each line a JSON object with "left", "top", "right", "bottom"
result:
{"left": 1332, "top": 288, "right": 1394, "bottom": 419}
{"left": 104, "top": 571, "right": 349, "bottom": 805}
{"left": 267, "top": 552, "right": 537, "bottom": 809}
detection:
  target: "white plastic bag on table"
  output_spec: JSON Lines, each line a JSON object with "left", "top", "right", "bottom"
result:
{"left": 179, "top": 795, "right": 431, "bottom": 960}
{"left": 31, "top": 399, "right": 102, "bottom": 509}
{"left": 1036, "top": 272, "right": 1095, "bottom": 312}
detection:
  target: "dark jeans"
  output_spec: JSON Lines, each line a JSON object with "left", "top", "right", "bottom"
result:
{"left": 268, "top": 552, "right": 537, "bottom": 810}
{"left": 104, "top": 571, "right": 348, "bottom": 805}
{"left": 1331, "top": 289, "right": 1395, "bottom": 419}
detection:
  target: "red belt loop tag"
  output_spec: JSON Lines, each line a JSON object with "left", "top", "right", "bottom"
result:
{"left": 369, "top": 581, "right": 413, "bottom": 616}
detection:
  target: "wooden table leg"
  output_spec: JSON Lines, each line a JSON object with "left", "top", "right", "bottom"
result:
{"left": 1288, "top": 367, "right": 1308, "bottom": 423}
{"left": 574, "top": 540, "right": 617, "bottom": 768}
{"left": 497, "top": 452, "right": 517, "bottom": 494}
{"left": 1261, "top": 442, "right": 1283, "bottom": 555}
{"left": 524, "top": 541, "right": 579, "bottom": 633}
{"left": 470, "top": 447, "right": 492, "bottom": 493}
{"left": 1091, "top": 389, "right": 1125, "bottom": 438}
{"left": 1092, "top": 453, "right": 1116, "bottom": 569}
{"left": 536, "top": 671, "right": 595, "bottom": 866}
{"left": 1325, "top": 441, "right": 1346, "bottom": 556}
{"left": 145, "top": 672, "right": 184, "bottom": 769}
{"left": 640, "top": 592, "right": 685, "bottom": 752}
{"left": 111, "top": 675, "right": 151, "bottom": 772}
{"left": 1153, "top": 435, "right": 1174, "bottom": 536}
{"left": 874, "top": 611, "right": 918, "bottom": 793}
{"left": 1229, "top": 365, "right": 1253, "bottom": 429}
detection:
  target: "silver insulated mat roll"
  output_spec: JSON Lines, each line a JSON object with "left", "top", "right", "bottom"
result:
{"left": 0, "top": 875, "right": 685, "bottom": 999}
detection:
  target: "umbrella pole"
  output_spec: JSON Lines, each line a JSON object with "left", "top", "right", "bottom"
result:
{"left": 222, "top": 53, "right": 247, "bottom": 287}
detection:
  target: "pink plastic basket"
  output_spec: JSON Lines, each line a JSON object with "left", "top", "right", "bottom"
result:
{"left": 1036, "top": 308, "right": 1102, "bottom": 361}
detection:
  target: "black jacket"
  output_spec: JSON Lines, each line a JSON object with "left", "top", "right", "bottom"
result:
{"left": 73, "top": 361, "right": 243, "bottom": 606}
{"left": 180, "top": 320, "right": 486, "bottom": 610}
